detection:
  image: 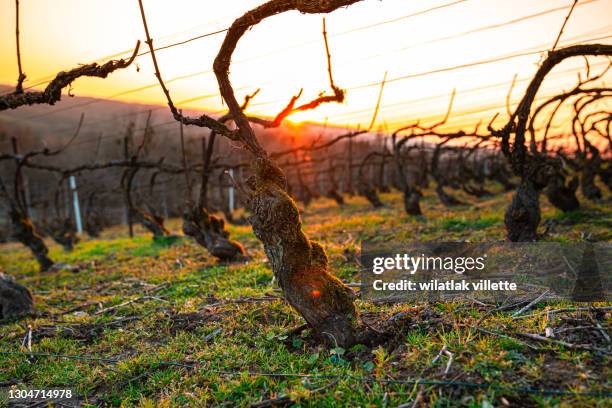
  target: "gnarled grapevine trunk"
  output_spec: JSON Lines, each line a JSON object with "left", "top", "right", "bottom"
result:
{"left": 325, "top": 159, "right": 344, "bottom": 206}
{"left": 326, "top": 188, "right": 345, "bottom": 206}
{"left": 496, "top": 44, "right": 612, "bottom": 241}
{"left": 293, "top": 161, "right": 314, "bottom": 207}
{"left": 402, "top": 189, "right": 422, "bottom": 216}
{"left": 599, "top": 164, "right": 612, "bottom": 191}
{"left": 47, "top": 218, "right": 79, "bottom": 251}
{"left": 0, "top": 273, "right": 33, "bottom": 319}
{"left": 504, "top": 179, "right": 541, "bottom": 242}
{"left": 360, "top": 185, "right": 384, "bottom": 208}
{"left": 10, "top": 208, "right": 54, "bottom": 272}
{"left": 462, "top": 183, "right": 492, "bottom": 198}
{"left": 138, "top": 0, "right": 368, "bottom": 347}
{"left": 432, "top": 144, "right": 463, "bottom": 207}
{"left": 123, "top": 166, "right": 169, "bottom": 239}
{"left": 183, "top": 205, "right": 245, "bottom": 261}
{"left": 377, "top": 153, "right": 390, "bottom": 192}
{"left": 504, "top": 158, "right": 560, "bottom": 241}
{"left": 435, "top": 184, "right": 463, "bottom": 207}
{"left": 580, "top": 166, "right": 602, "bottom": 200}
{"left": 358, "top": 152, "right": 384, "bottom": 208}
{"left": 131, "top": 209, "right": 169, "bottom": 238}
{"left": 83, "top": 192, "right": 105, "bottom": 238}
{"left": 545, "top": 175, "right": 580, "bottom": 212}
{"left": 247, "top": 158, "right": 358, "bottom": 346}
{"left": 393, "top": 137, "right": 422, "bottom": 216}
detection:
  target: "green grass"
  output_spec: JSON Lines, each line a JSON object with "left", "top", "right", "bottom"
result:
{"left": 0, "top": 189, "right": 610, "bottom": 407}
{"left": 441, "top": 216, "right": 501, "bottom": 232}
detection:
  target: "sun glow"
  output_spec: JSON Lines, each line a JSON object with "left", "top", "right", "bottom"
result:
{"left": 1, "top": 0, "right": 611, "bottom": 129}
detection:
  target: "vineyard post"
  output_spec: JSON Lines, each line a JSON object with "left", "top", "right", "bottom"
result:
{"left": 228, "top": 168, "right": 235, "bottom": 213}
{"left": 68, "top": 175, "right": 83, "bottom": 234}
{"left": 347, "top": 132, "right": 353, "bottom": 194}
{"left": 123, "top": 136, "right": 133, "bottom": 237}
{"left": 11, "top": 137, "right": 29, "bottom": 217}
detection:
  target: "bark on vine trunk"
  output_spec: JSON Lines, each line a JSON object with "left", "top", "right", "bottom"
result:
{"left": 580, "top": 166, "right": 602, "bottom": 200}
{"left": 435, "top": 184, "right": 464, "bottom": 207}
{"left": 393, "top": 138, "right": 422, "bottom": 216}
{"left": 599, "top": 164, "right": 612, "bottom": 191}
{"left": 462, "top": 183, "right": 492, "bottom": 198}
{"left": 123, "top": 166, "right": 169, "bottom": 239}
{"left": 84, "top": 193, "right": 105, "bottom": 238}
{"left": 504, "top": 179, "right": 541, "bottom": 242}
{"left": 326, "top": 188, "right": 345, "bottom": 206}
{"left": 131, "top": 208, "right": 170, "bottom": 238}
{"left": 325, "top": 159, "right": 344, "bottom": 206}
{"left": 182, "top": 205, "right": 246, "bottom": 261}
{"left": 431, "top": 144, "right": 463, "bottom": 207}
{"left": 403, "top": 189, "right": 423, "bottom": 216}
{"left": 9, "top": 208, "right": 54, "bottom": 271}
{"left": 360, "top": 185, "right": 384, "bottom": 208}
{"left": 47, "top": 218, "right": 79, "bottom": 251}
{"left": 377, "top": 153, "right": 390, "bottom": 192}
{"left": 545, "top": 175, "right": 580, "bottom": 212}
{"left": 0, "top": 273, "right": 33, "bottom": 319}
{"left": 246, "top": 158, "right": 358, "bottom": 346}
{"left": 358, "top": 153, "right": 384, "bottom": 208}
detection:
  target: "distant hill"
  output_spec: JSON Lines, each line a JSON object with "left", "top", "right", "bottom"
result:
{"left": 0, "top": 84, "right": 350, "bottom": 154}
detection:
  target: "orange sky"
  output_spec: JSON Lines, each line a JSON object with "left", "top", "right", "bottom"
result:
{"left": 1, "top": 0, "right": 611, "bottom": 130}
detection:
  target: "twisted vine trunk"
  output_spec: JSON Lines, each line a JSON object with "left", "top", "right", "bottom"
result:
{"left": 123, "top": 167, "right": 169, "bottom": 239}
{"left": 326, "top": 188, "right": 345, "bottom": 206}
{"left": 0, "top": 273, "right": 33, "bottom": 319}
{"left": 358, "top": 153, "right": 384, "bottom": 208}
{"left": 360, "top": 185, "right": 384, "bottom": 208}
{"left": 599, "top": 164, "right": 612, "bottom": 191}
{"left": 393, "top": 141, "right": 422, "bottom": 216}
{"left": 131, "top": 209, "right": 170, "bottom": 238}
{"left": 402, "top": 189, "right": 423, "bottom": 216}
{"left": 10, "top": 208, "right": 54, "bottom": 272}
{"left": 378, "top": 155, "right": 390, "bottom": 193}
{"left": 84, "top": 211, "right": 105, "bottom": 238}
{"left": 247, "top": 158, "right": 358, "bottom": 346}
{"left": 580, "top": 166, "right": 602, "bottom": 200}
{"left": 462, "top": 183, "right": 492, "bottom": 198}
{"left": 499, "top": 44, "right": 612, "bottom": 241}
{"left": 138, "top": 0, "right": 367, "bottom": 346}
{"left": 545, "top": 175, "right": 579, "bottom": 212}
{"left": 435, "top": 184, "right": 463, "bottom": 207}
{"left": 504, "top": 179, "right": 541, "bottom": 242}
{"left": 295, "top": 164, "right": 314, "bottom": 207}
{"left": 48, "top": 218, "right": 79, "bottom": 251}
{"left": 183, "top": 205, "right": 246, "bottom": 261}
{"left": 325, "top": 160, "right": 344, "bottom": 206}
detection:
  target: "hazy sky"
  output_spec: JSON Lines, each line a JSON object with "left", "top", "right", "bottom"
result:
{"left": 1, "top": 0, "right": 611, "bottom": 130}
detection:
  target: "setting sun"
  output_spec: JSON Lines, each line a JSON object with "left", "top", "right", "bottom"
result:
{"left": 1, "top": 0, "right": 611, "bottom": 129}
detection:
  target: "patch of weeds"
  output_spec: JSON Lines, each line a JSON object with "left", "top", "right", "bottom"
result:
{"left": 131, "top": 237, "right": 178, "bottom": 257}
{"left": 441, "top": 216, "right": 500, "bottom": 231}
{"left": 553, "top": 209, "right": 588, "bottom": 224}
{"left": 164, "top": 311, "right": 217, "bottom": 335}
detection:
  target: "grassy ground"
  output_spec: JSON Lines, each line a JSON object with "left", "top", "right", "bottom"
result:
{"left": 0, "top": 187, "right": 611, "bottom": 407}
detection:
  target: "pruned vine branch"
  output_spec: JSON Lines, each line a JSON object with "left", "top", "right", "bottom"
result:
{"left": 0, "top": 43, "right": 140, "bottom": 111}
